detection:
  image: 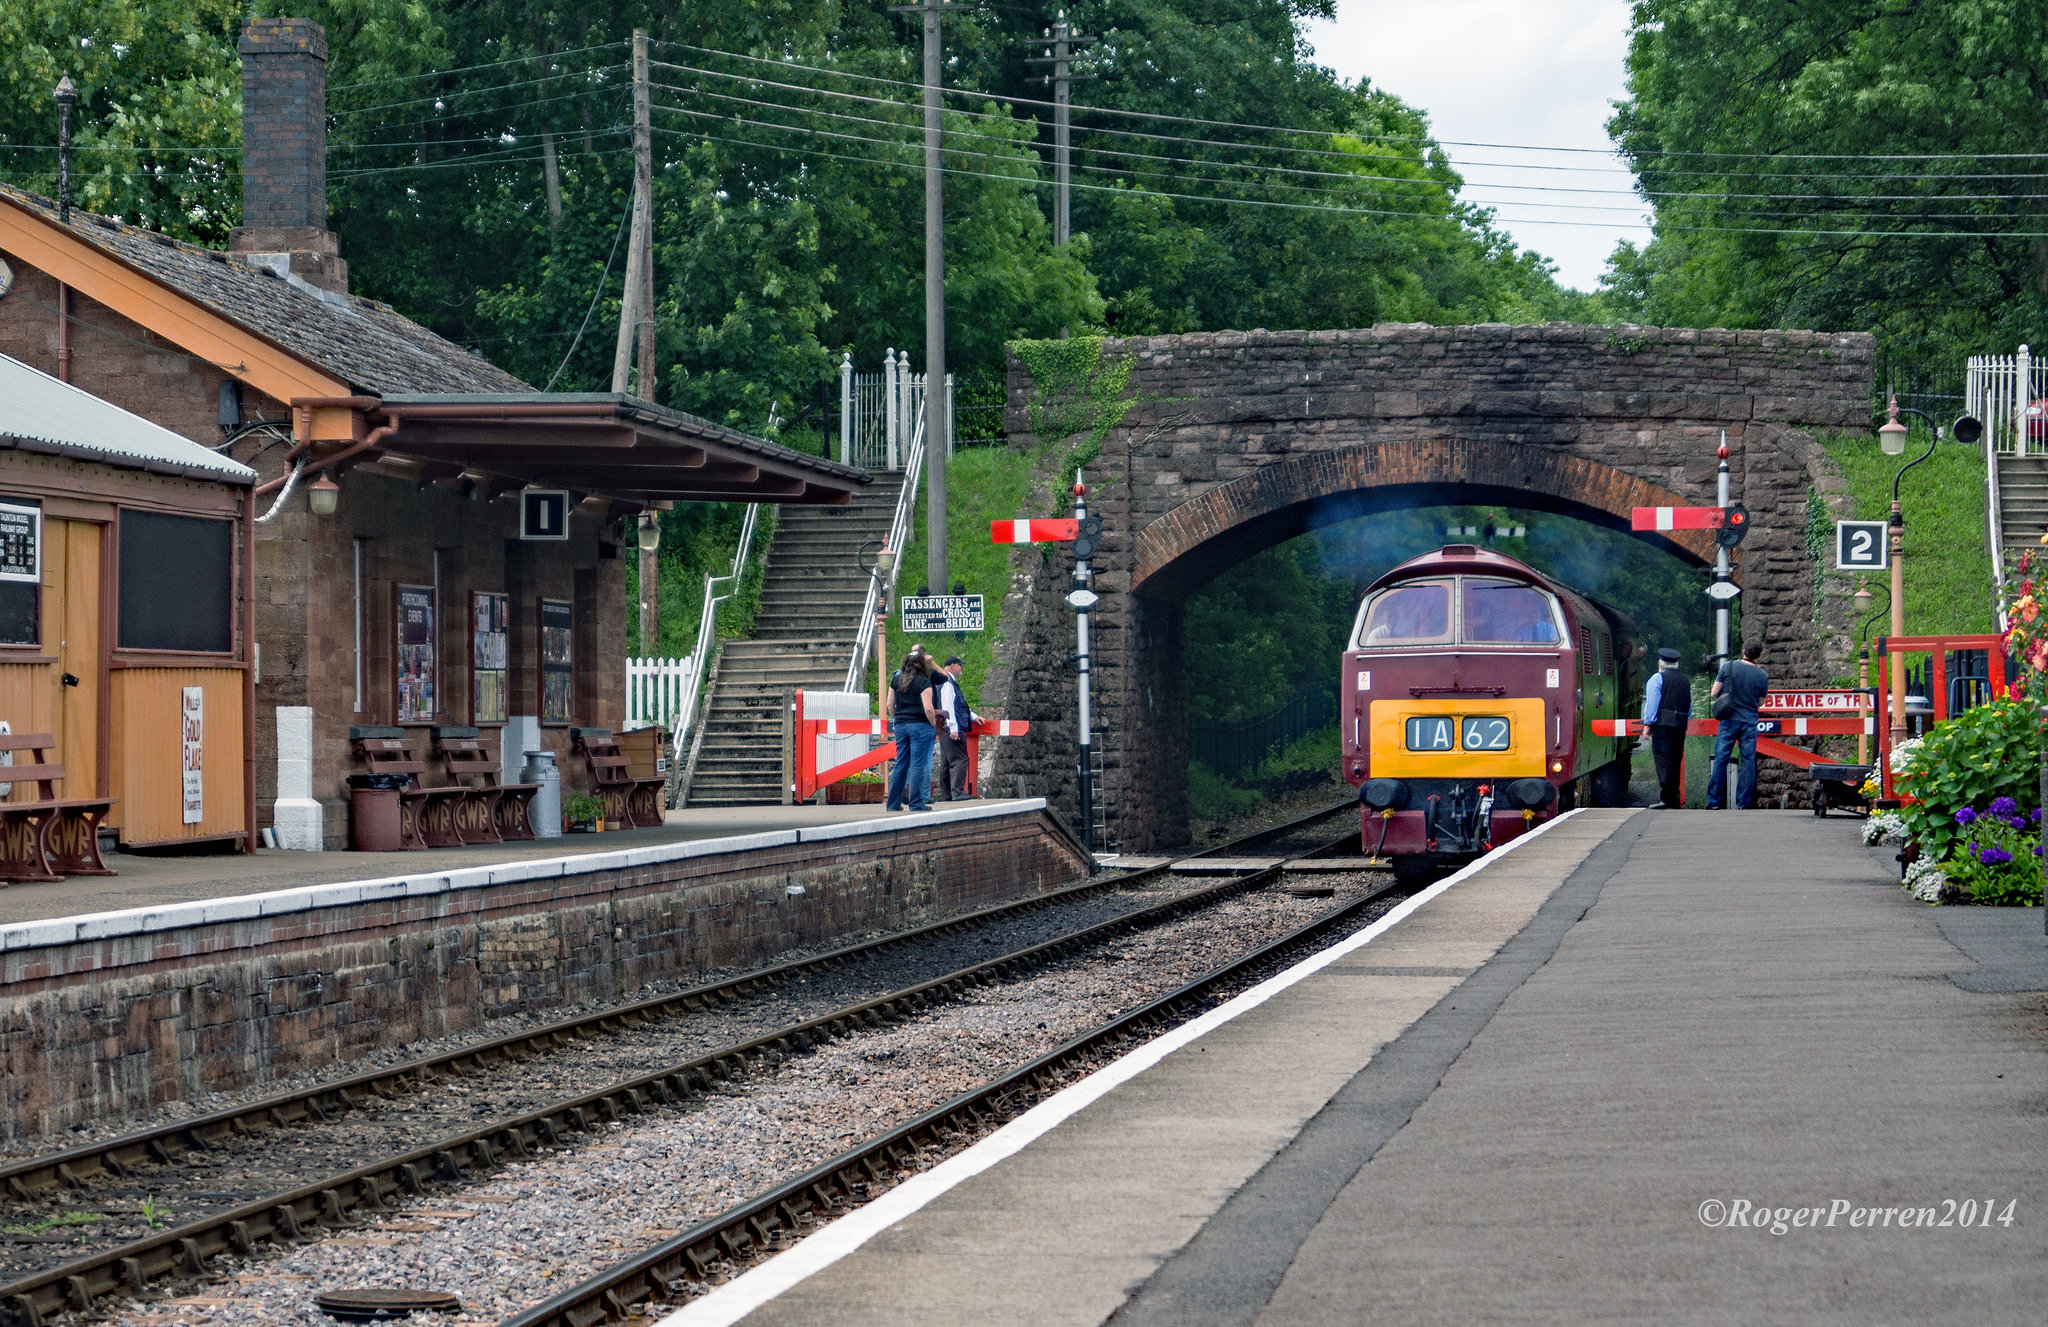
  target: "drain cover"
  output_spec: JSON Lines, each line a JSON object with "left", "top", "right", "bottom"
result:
{"left": 315, "top": 1288, "right": 463, "bottom": 1321}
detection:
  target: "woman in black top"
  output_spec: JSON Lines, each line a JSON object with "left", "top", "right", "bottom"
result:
{"left": 886, "top": 648, "right": 942, "bottom": 811}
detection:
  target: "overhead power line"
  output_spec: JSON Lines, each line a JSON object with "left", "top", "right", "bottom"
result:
{"left": 332, "top": 65, "right": 629, "bottom": 118}
{"left": 647, "top": 121, "right": 2048, "bottom": 239}
{"left": 652, "top": 80, "right": 2048, "bottom": 213}
{"left": 652, "top": 38, "right": 2048, "bottom": 166}
{"left": 328, "top": 41, "right": 631, "bottom": 93}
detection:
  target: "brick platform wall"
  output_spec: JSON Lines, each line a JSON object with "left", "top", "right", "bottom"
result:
{"left": 995, "top": 323, "right": 1877, "bottom": 849}
{"left": 0, "top": 806, "right": 1087, "bottom": 1144}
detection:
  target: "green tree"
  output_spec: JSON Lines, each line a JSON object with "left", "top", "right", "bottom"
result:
{"left": 1605, "top": 0, "right": 2048, "bottom": 364}
{"left": 0, "top": 0, "right": 243, "bottom": 241}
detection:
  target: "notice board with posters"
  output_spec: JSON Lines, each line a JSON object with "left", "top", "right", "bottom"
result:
{"left": 540, "top": 597, "right": 574, "bottom": 724}
{"left": 0, "top": 500, "right": 39, "bottom": 646}
{"left": 396, "top": 584, "right": 436, "bottom": 722}
{"left": 472, "top": 591, "right": 509, "bottom": 724}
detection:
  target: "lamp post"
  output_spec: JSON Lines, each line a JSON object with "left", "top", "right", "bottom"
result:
{"left": 1877, "top": 395, "right": 1985, "bottom": 745}
{"left": 637, "top": 513, "right": 660, "bottom": 656}
{"left": 1853, "top": 577, "right": 1874, "bottom": 764}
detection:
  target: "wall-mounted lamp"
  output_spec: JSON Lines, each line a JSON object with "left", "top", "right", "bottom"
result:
{"left": 307, "top": 473, "right": 341, "bottom": 516}
{"left": 637, "top": 512, "right": 661, "bottom": 553}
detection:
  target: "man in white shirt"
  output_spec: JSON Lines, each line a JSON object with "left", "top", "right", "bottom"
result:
{"left": 935, "top": 656, "right": 978, "bottom": 801}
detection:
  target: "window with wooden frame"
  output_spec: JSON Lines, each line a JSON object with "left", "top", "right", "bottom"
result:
{"left": 0, "top": 499, "right": 41, "bottom": 648}
{"left": 471, "top": 591, "right": 508, "bottom": 724}
{"left": 539, "top": 597, "right": 574, "bottom": 725}
{"left": 119, "top": 509, "right": 232, "bottom": 653}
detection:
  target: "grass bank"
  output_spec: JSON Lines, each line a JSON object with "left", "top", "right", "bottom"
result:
{"left": 1818, "top": 432, "right": 1996, "bottom": 637}
{"left": 890, "top": 445, "right": 1037, "bottom": 700}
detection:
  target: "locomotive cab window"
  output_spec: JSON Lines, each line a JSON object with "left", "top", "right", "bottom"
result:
{"left": 1462, "top": 580, "right": 1561, "bottom": 644}
{"left": 1357, "top": 580, "right": 1453, "bottom": 646}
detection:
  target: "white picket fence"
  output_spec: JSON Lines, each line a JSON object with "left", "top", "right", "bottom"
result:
{"left": 625, "top": 655, "right": 694, "bottom": 733}
{"left": 1966, "top": 345, "right": 2046, "bottom": 455}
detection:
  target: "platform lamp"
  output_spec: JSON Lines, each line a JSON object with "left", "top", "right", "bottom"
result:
{"left": 306, "top": 473, "right": 341, "bottom": 516}
{"left": 637, "top": 513, "right": 660, "bottom": 655}
{"left": 1877, "top": 396, "right": 1985, "bottom": 745}
{"left": 1854, "top": 578, "right": 1874, "bottom": 764}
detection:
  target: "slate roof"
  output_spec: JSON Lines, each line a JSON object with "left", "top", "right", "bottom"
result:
{"left": 0, "top": 350, "right": 257, "bottom": 484}
{"left": 0, "top": 183, "right": 530, "bottom": 397}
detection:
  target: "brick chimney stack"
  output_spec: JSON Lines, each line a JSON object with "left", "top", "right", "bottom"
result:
{"left": 229, "top": 17, "right": 347, "bottom": 294}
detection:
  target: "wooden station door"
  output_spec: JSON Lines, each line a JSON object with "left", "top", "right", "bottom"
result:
{"left": 46, "top": 517, "right": 103, "bottom": 797}
{"left": 0, "top": 517, "right": 103, "bottom": 800}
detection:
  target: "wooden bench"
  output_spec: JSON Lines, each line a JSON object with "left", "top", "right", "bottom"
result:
{"left": 573, "top": 727, "right": 668, "bottom": 830}
{"left": 350, "top": 729, "right": 465, "bottom": 850}
{"left": 0, "top": 733, "right": 117, "bottom": 883}
{"left": 433, "top": 727, "right": 540, "bottom": 843}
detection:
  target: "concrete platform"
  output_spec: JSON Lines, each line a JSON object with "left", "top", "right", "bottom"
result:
{"left": 0, "top": 803, "right": 949, "bottom": 927}
{"left": 0, "top": 799, "right": 1088, "bottom": 1144}
{"left": 669, "top": 809, "right": 2046, "bottom": 1327}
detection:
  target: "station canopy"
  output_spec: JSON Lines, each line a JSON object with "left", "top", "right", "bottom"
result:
{"left": 362, "top": 393, "right": 869, "bottom": 509}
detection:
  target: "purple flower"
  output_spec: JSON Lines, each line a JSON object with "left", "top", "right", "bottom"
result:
{"left": 1990, "top": 796, "right": 2020, "bottom": 817}
{"left": 1954, "top": 807, "right": 1978, "bottom": 825}
{"left": 1979, "top": 847, "right": 2014, "bottom": 866}
{"left": 2032, "top": 808, "right": 2044, "bottom": 825}
{"left": 2007, "top": 816, "right": 2029, "bottom": 830}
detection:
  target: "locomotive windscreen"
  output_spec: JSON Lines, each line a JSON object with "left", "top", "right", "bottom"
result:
{"left": 1462, "top": 580, "right": 1562, "bottom": 644}
{"left": 1358, "top": 580, "right": 1452, "bottom": 646}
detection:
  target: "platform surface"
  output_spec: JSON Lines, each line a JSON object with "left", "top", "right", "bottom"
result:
{"left": 688, "top": 809, "right": 2045, "bottom": 1327}
{"left": 0, "top": 801, "right": 1031, "bottom": 928}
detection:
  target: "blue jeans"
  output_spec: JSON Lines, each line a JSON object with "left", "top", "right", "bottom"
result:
{"left": 887, "top": 720, "right": 936, "bottom": 811}
{"left": 1706, "top": 718, "right": 1758, "bottom": 809}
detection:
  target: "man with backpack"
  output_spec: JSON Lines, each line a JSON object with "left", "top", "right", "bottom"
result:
{"left": 1705, "top": 640, "right": 1770, "bottom": 810}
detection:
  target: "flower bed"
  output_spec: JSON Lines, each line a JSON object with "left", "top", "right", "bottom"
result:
{"left": 1885, "top": 700, "right": 2045, "bottom": 906}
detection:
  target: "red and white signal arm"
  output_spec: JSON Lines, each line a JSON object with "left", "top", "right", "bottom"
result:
{"left": 991, "top": 518, "right": 1078, "bottom": 544}
{"left": 1630, "top": 506, "right": 1725, "bottom": 532}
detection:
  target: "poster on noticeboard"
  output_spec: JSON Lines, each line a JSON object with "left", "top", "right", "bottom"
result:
{"left": 397, "top": 584, "right": 436, "bottom": 723}
{"left": 181, "top": 687, "right": 203, "bottom": 824}
{"left": 540, "top": 598, "right": 573, "bottom": 724}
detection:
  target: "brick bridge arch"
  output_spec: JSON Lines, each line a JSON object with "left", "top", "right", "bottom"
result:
{"left": 992, "top": 324, "right": 1874, "bottom": 850}
{"left": 1131, "top": 438, "right": 1717, "bottom": 602}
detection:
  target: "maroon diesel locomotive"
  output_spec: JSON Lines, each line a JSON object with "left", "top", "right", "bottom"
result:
{"left": 1340, "top": 545, "right": 1641, "bottom": 878}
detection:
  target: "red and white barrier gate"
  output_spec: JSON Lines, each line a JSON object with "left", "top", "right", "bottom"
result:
{"left": 1591, "top": 688, "right": 1875, "bottom": 770}
{"left": 790, "top": 689, "right": 1031, "bottom": 802}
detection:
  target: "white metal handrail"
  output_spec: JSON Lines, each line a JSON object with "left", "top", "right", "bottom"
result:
{"left": 672, "top": 502, "right": 760, "bottom": 764}
{"left": 1966, "top": 346, "right": 2043, "bottom": 456}
{"left": 843, "top": 408, "right": 926, "bottom": 693}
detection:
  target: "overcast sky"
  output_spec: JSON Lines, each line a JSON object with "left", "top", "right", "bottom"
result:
{"left": 1300, "top": 0, "right": 1646, "bottom": 291}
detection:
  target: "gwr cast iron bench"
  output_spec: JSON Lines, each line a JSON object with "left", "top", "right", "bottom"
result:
{"left": 0, "top": 732, "right": 117, "bottom": 882}
{"left": 432, "top": 726, "right": 540, "bottom": 842}
{"left": 573, "top": 727, "right": 668, "bottom": 830}
{"left": 349, "top": 727, "right": 466, "bottom": 850}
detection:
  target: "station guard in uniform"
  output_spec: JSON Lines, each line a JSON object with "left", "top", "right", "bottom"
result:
{"left": 1643, "top": 647, "right": 1691, "bottom": 808}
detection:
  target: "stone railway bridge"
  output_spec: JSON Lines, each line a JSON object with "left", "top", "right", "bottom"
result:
{"left": 989, "top": 323, "right": 1875, "bottom": 852}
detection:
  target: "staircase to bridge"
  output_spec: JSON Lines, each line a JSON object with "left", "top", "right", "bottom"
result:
{"left": 682, "top": 473, "right": 904, "bottom": 807}
{"left": 1996, "top": 454, "right": 2048, "bottom": 564}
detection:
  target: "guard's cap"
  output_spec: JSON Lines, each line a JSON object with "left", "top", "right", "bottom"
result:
{"left": 943, "top": 655, "right": 965, "bottom": 667}
{"left": 1657, "top": 647, "right": 1682, "bottom": 663}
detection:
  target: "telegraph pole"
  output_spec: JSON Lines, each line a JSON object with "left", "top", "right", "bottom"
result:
{"left": 1027, "top": 13, "right": 1094, "bottom": 339}
{"left": 922, "top": 0, "right": 949, "bottom": 593}
{"left": 612, "top": 29, "right": 654, "bottom": 399}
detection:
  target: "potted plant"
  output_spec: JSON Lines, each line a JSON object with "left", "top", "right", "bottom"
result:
{"left": 826, "top": 770, "right": 886, "bottom": 805}
{"left": 563, "top": 793, "right": 605, "bottom": 833}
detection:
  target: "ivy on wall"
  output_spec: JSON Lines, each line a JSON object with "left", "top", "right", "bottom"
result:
{"left": 1010, "top": 337, "right": 1139, "bottom": 505}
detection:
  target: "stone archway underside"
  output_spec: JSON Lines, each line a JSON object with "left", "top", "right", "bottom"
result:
{"left": 993, "top": 323, "right": 1874, "bottom": 850}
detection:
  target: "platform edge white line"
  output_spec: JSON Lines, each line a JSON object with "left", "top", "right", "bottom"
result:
{"left": 655, "top": 808, "right": 1591, "bottom": 1327}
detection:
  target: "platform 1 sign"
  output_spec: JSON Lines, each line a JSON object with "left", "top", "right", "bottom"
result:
{"left": 1835, "top": 520, "right": 1888, "bottom": 571}
{"left": 902, "top": 594, "right": 985, "bottom": 633}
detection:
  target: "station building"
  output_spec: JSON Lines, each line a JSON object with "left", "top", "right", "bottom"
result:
{"left": 0, "top": 352, "right": 257, "bottom": 850}
{"left": 0, "top": 17, "right": 864, "bottom": 849}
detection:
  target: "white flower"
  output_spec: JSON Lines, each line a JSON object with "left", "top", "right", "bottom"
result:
{"left": 1887, "top": 737, "right": 1924, "bottom": 775}
{"left": 1862, "top": 811, "right": 1906, "bottom": 846}
{"left": 1903, "top": 857, "right": 1949, "bottom": 903}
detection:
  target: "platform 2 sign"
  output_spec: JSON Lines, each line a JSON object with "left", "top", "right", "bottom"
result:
{"left": 1835, "top": 520, "right": 1888, "bottom": 571}
{"left": 902, "top": 594, "right": 985, "bottom": 633}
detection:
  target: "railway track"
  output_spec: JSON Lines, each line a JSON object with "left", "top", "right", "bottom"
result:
{"left": 0, "top": 800, "right": 1364, "bottom": 1326}
{"left": 504, "top": 856, "right": 1406, "bottom": 1327}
